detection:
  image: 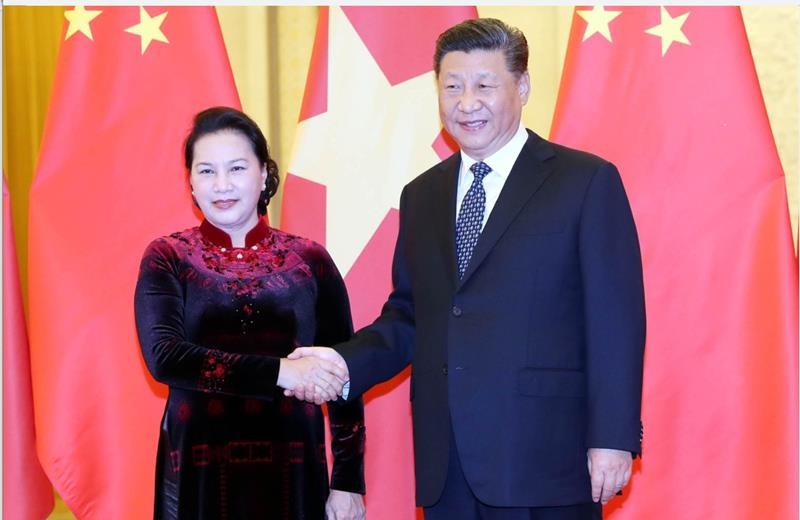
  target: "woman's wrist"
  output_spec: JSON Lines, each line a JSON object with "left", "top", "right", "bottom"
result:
{"left": 276, "top": 358, "right": 292, "bottom": 388}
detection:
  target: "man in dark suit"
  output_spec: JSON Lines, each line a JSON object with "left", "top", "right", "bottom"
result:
{"left": 289, "top": 18, "right": 645, "bottom": 520}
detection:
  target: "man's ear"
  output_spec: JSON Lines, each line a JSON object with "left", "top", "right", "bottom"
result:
{"left": 518, "top": 71, "right": 531, "bottom": 104}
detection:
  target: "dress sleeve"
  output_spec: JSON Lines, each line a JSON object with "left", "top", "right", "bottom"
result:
{"left": 134, "top": 239, "right": 281, "bottom": 399}
{"left": 310, "top": 245, "right": 366, "bottom": 494}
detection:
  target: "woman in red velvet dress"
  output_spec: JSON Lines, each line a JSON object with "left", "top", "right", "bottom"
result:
{"left": 134, "top": 107, "right": 365, "bottom": 519}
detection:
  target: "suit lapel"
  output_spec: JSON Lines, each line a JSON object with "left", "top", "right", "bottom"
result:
{"left": 430, "top": 153, "right": 460, "bottom": 292}
{"left": 459, "top": 131, "right": 555, "bottom": 286}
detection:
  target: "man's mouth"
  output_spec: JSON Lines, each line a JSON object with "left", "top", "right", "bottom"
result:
{"left": 459, "top": 120, "right": 487, "bottom": 130}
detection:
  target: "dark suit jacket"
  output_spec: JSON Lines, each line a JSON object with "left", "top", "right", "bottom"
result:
{"left": 338, "top": 130, "right": 645, "bottom": 508}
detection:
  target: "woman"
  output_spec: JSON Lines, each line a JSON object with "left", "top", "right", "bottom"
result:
{"left": 134, "top": 107, "right": 365, "bottom": 519}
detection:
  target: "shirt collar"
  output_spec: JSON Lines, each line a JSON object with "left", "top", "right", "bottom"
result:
{"left": 200, "top": 218, "right": 270, "bottom": 248}
{"left": 459, "top": 123, "right": 528, "bottom": 180}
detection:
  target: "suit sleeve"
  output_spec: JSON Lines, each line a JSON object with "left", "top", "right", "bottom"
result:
{"left": 336, "top": 186, "right": 416, "bottom": 399}
{"left": 579, "top": 162, "right": 646, "bottom": 455}
{"left": 309, "top": 245, "right": 366, "bottom": 494}
{"left": 134, "top": 239, "right": 281, "bottom": 399}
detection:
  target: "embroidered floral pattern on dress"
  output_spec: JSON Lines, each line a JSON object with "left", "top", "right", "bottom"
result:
{"left": 199, "top": 350, "right": 240, "bottom": 393}
{"left": 166, "top": 225, "right": 315, "bottom": 300}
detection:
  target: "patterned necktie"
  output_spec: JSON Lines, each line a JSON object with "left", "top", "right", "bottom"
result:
{"left": 455, "top": 161, "right": 492, "bottom": 278}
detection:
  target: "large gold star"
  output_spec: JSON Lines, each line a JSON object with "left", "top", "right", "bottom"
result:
{"left": 645, "top": 6, "right": 691, "bottom": 56}
{"left": 289, "top": 7, "right": 443, "bottom": 274}
{"left": 124, "top": 6, "right": 169, "bottom": 55}
{"left": 576, "top": 6, "right": 622, "bottom": 43}
{"left": 63, "top": 6, "right": 102, "bottom": 41}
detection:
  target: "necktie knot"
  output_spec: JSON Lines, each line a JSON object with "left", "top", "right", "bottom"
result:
{"left": 470, "top": 161, "right": 491, "bottom": 182}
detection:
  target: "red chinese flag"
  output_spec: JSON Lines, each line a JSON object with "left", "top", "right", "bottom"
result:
{"left": 28, "top": 7, "right": 239, "bottom": 518}
{"left": 551, "top": 6, "right": 797, "bottom": 519}
{"left": 4, "top": 178, "right": 54, "bottom": 520}
{"left": 282, "top": 7, "right": 475, "bottom": 518}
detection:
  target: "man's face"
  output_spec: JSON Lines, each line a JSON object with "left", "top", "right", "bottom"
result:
{"left": 437, "top": 49, "right": 530, "bottom": 161}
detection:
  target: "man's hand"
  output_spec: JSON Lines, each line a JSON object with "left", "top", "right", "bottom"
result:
{"left": 587, "top": 448, "right": 632, "bottom": 504}
{"left": 276, "top": 355, "right": 348, "bottom": 405}
{"left": 283, "top": 347, "right": 350, "bottom": 404}
{"left": 325, "top": 489, "right": 365, "bottom": 520}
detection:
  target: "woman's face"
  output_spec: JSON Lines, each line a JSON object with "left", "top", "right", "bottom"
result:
{"left": 189, "top": 130, "right": 267, "bottom": 235}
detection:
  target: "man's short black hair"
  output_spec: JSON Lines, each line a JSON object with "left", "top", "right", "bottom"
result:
{"left": 434, "top": 18, "right": 529, "bottom": 77}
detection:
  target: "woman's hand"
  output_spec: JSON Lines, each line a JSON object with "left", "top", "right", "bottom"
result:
{"left": 276, "top": 357, "right": 347, "bottom": 404}
{"left": 325, "top": 489, "right": 365, "bottom": 520}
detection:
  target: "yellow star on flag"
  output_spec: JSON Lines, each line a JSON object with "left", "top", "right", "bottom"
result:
{"left": 645, "top": 6, "right": 691, "bottom": 56}
{"left": 124, "top": 6, "right": 169, "bottom": 55}
{"left": 289, "top": 7, "right": 443, "bottom": 274}
{"left": 64, "top": 6, "right": 102, "bottom": 41}
{"left": 576, "top": 6, "right": 622, "bottom": 42}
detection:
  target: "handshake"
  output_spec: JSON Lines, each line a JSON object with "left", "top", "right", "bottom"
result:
{"left": 277, "top": 347, "right": 350, "bottom": 405}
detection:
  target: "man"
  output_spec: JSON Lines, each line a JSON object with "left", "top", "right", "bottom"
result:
{"left": 290, "top": 18, "right": 645, "bottom": 520}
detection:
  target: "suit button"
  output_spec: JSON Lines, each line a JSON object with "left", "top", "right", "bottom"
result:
{"left": 452, "top": 306, "right": 462, "bottom": 317}
{"left": 442, "top": 365, "right": 448, "bottom": 375}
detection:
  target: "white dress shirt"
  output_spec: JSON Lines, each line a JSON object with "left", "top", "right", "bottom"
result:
{"left": 455, "top": 123, "right": 529, "bottom": 231}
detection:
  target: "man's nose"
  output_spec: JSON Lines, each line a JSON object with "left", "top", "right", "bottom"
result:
{"left": 457, "top": 88, "right": 481, "bottom": 112}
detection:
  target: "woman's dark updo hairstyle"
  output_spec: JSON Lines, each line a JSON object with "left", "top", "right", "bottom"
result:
{"left": 184, "top": 106, "right": 279, "bottom": 216}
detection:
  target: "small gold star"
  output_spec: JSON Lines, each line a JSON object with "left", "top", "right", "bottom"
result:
{"left": 576, "top": 6, "right": 622, "bottom": 43}
{"left": 63, "top": 6, "right": 102, "bottom": 41}
{"left": 645, "top": 6, "right": 691, "bottom": 56}
{"left": 124, "top": 6, "right": 169, "bottom": 55}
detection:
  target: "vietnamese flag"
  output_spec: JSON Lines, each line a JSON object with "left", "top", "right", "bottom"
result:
{"left": 282, "top": 6, "right": 475, "bottom": 518}
{"left": 28, "top": 7, "right": 240, "bottom": 518}
{"left": 551, "top": 6, "right": 797, "bottom": 519}
{"left": 4, "top": 178, "right": 54, "bottom": 520}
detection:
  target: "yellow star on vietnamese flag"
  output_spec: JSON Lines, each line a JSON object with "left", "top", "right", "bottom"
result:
{"left": 645, "top": 6, "right": 691, "bottom": 56}
{"left": 124, "top": 6, "right": 169, "bottom": 54}
{"left": 576, "top": 6, "right": 622, "bottom": 42}
{"left": 289, "top": 7, "right": 443, "bottom": 274}
{"left": 63, "top": 6, "right": 102, "bottom": 41}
